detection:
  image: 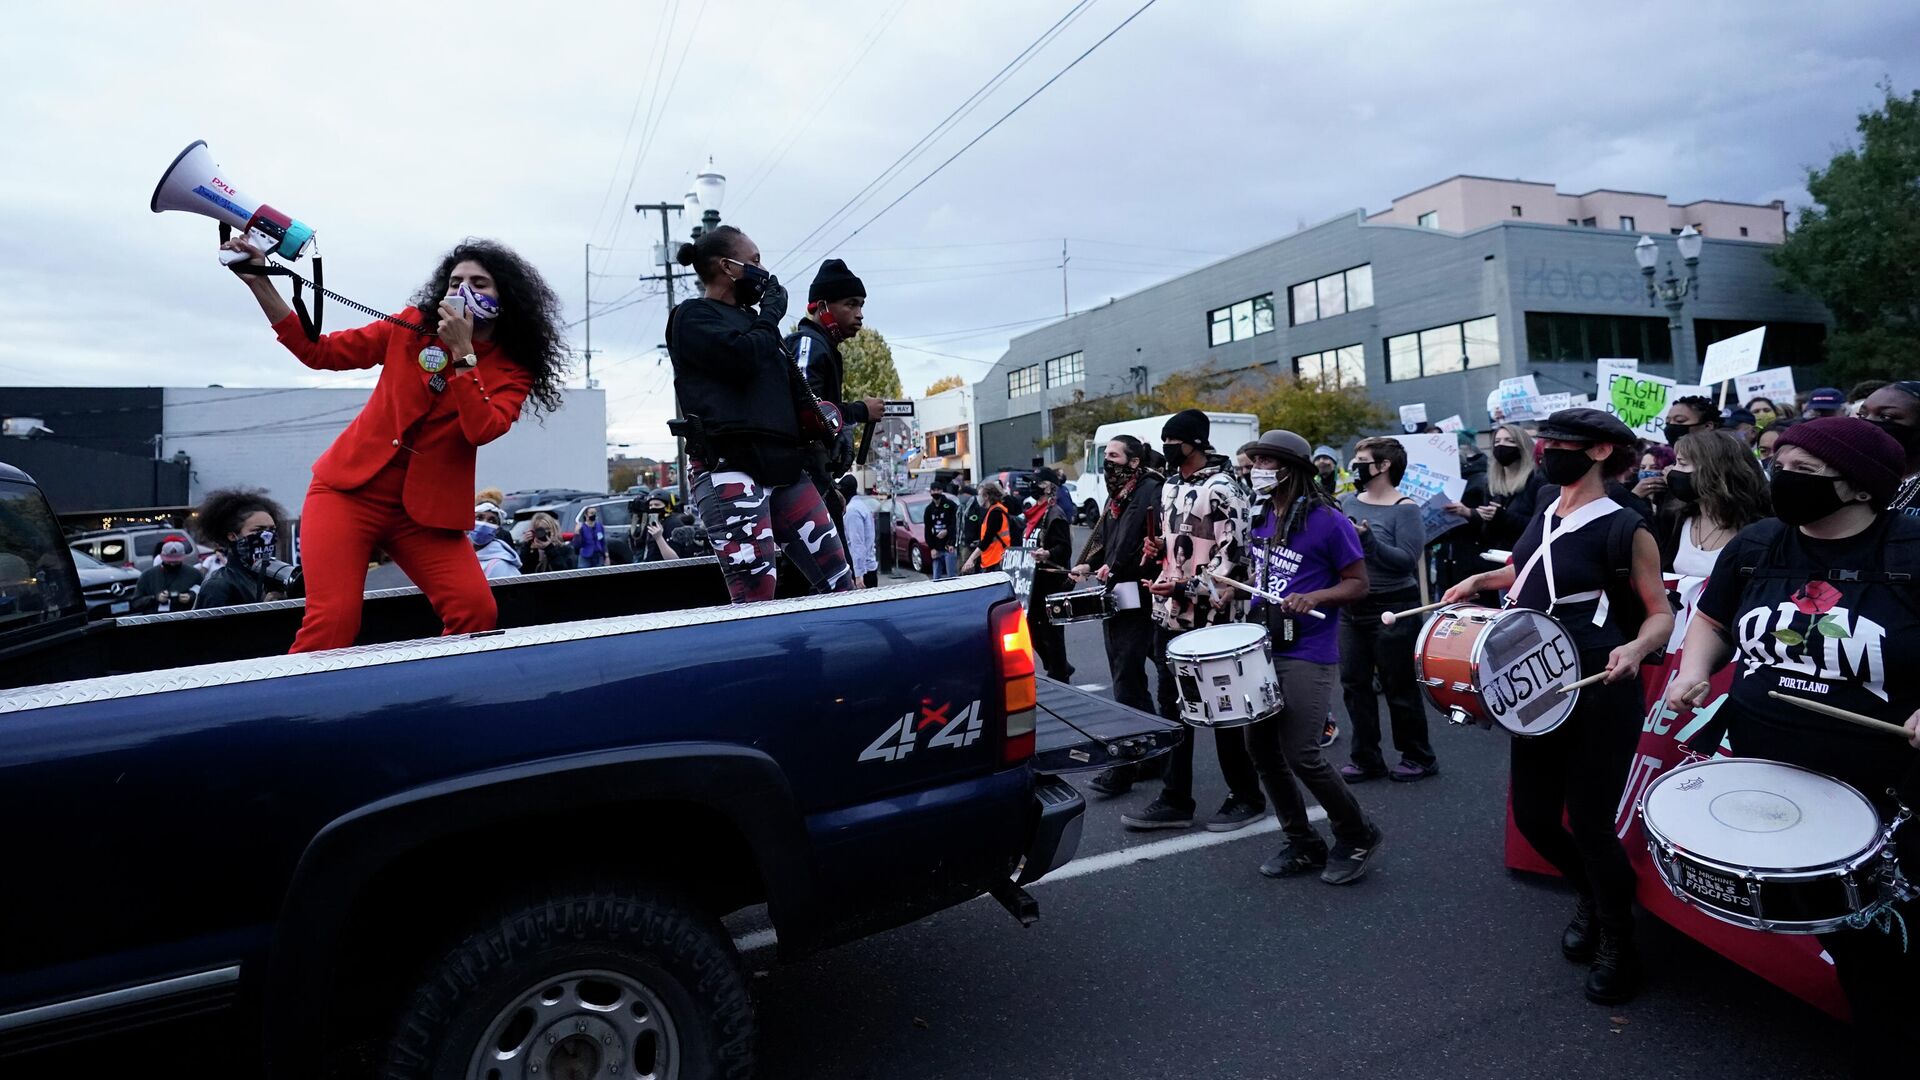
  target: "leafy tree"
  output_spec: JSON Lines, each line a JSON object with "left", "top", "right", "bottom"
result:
{"left": 923, "top": 374, "right": 966, "bottom": 396}
{"left": 839, "top": 328, "right": 903, "bottom": 401}
{"left": 1772, "top": 84, "right": 1920, "bottom": 383}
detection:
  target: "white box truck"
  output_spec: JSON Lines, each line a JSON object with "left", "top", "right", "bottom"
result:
{"left": 1066, "top": 411, "right": 1260, "bottom": 520}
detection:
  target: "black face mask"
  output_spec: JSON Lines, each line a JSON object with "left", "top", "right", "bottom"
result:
{"left": 1664, "top": 421, "right": 1698, "bottom": 444}
{"left": 1666, "top": 470, "right": 1699, "bottom": 502}
{"left": 733, "top": 262, "right": 771, "bottom": 307}
{"left": 1161, "top": 442, "right": 1189, "bottom": 468}
{"left": 1770, "top": 469, "right": 1853, "bottom": 526}
{"left": 1540, "top": 447, "right": 1597, "bottom": 486}
{"left": 1492, "top": 444, "right": 1523, "bottom": 466}
{"left": 1349, "top": 460, "right": 1379, "bottom": 484}
{"left": 1868, "top": 417, "right": 1920, "bottom": 454}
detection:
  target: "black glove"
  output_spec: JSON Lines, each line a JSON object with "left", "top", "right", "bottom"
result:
{"left": 757, "top": 275, "right": 789, "bottom": 326}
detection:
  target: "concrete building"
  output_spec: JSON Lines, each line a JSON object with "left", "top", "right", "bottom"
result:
{"left": 973, "top": 178, "right": 1825, "bottom": 473}
{"left": 910, "top": 384, "right": 977, "bottom": 480}
{"left": 3, "top": 385, "right": 607, "bottom": 523}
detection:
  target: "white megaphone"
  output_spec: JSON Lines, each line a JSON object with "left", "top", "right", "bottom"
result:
{"left": 151, "top": 140, "right": 315, "bottom": 265}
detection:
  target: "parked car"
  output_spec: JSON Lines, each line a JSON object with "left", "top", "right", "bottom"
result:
{"left": 559, "top": 496, "right": 638, "bottom": 564}
{"left": 68, "top": 524, "right": 195, "bottom": 571}
{"left": 500, "top": 489, "right": 601, "bottom": 518}
{"left": 890, "top": 493, "right": 931, "bottom": 575}
{"left": 69, "top": 548, "right": 142, "bottom": 617}
{"left": 0, "top": 460, "right": 1182, "bottom": 1077}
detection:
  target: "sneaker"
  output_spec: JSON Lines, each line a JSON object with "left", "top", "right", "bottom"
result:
{"left": 1087, "top": 768, "right": 1132, "bottom": 798}
{"left": 1205, "top": 796, "right": 1265, "bottom": 832}
{"left": 1321, "top": 824, "right": 1384, "bottom": 885}
{"left": 1319, "top": 718, "right": 1340, "bottom": 748}
{"left": 1259, "top": 840, "right": 1329, "bottom": 878}
{"left": 1339, "top": 763, "right": 1389, "bottom": 784}
{"left": 1388, "top": 760, "right": 1439, "bottom": 783}
{"left": 1121, "top": 797, "right": 1195, "bottom": 831}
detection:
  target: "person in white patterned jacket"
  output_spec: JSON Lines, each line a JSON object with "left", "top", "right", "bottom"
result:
{"left": 1121, "top": 409, "right": 1262, "bottom": 832}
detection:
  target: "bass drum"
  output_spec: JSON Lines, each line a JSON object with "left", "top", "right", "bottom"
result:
{"left": 1415, "top": 604, "right": 1581, "bottom": 736}
{"left": 1165, "top": 623, "right": 1281, "bottom": 729}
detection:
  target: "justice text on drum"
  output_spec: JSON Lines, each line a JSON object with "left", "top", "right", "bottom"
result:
{"left": 1484, "top": 637, "right": 1577, "bottom": 720}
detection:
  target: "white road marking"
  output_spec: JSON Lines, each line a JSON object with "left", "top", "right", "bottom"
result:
{"left": 1071, "top": 682, "right": 1109, "bottom": 692}
{"left": 731, "top": 806, "right": 1326, "bottom": 953}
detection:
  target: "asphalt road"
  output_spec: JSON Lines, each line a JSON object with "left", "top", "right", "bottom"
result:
{"left": 745, "top": 611, "right": 1850, "bottom": 1080}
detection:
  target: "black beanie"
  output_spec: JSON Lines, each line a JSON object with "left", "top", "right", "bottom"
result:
{"left": 809, "top": 259, "right": 866, "bottom": 304}
{"left": 1161, "top": 408, "right": 1210, "bottom": 446}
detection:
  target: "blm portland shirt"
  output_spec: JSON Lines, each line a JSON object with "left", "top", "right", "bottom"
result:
{"left": 1697, "top": 514, "right": 1920, "bottom": 812}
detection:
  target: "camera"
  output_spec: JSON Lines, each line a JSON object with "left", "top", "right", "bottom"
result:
{"left": 256, "top": 556, "right": 301, "bottom": 590}
{"left": 533, "top": 527, "right": 551, "bottom": 542}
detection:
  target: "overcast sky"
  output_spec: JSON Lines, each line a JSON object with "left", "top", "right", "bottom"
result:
{"left": 3, "top": 1, "right": 1915, "bottom": 458}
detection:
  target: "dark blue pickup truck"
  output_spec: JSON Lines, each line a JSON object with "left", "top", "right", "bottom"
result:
{"left": 0, "top": 463, "right": 1177, "bottom": 1078}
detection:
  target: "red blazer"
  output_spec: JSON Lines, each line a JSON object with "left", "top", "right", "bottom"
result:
{"left": 271, "top": 308, "right": 532, "bottom": 531}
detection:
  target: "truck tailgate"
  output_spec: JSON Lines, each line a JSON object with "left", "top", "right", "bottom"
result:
{"left": 1031, "top": 677, "right": 1183, "bottom": 776}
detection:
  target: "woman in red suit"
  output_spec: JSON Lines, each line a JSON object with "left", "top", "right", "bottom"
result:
{"left": 222, "top": 237, "right": 568, "bottom": 652}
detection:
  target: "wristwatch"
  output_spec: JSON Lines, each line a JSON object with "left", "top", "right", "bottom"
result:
{"left": 455, "top": 352, "right": 479, "bottom": 369}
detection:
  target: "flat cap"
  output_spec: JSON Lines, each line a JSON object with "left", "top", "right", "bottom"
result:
{"left": 1533, "top": 407, "right": 1635, "bottom": 445}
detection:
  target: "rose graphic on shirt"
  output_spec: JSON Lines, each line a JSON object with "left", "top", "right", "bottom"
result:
{"left": 1774, "top": 580, "right": 1850, "bottom": 646}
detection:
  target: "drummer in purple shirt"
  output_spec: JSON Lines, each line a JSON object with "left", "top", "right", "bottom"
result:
{"left": 1239, "top": 429, "right": 1385, "bottom": 886}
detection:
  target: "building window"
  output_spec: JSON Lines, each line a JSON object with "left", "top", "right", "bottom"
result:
{"left": 1288, "top": 264, "right": 1373, "bottom": 326}
{"left": 1567, "top": 218, "right": 1579, "bottom": 226}
{"left": 1580, "top": 217, "right": 1597, "bottom": 228}
{"left": 1206, "top": 294, "right": 1273, "bottom": 347}
{"left": 1511, "top": 205, "right": 1523, "bottom": 218}
{"left": 1619, "top": 216, "right": 1635, "bottom": 231}
{"left": 1383, "top": 316, "right": 1500, "bottom": 382}
{"left": 1417, "top": 211, "right": 1439, "bottom": 229}
{"left": 1670, "top": 227, "right": 1682, "bottom": 235}
{"left": 1294, "top": 344, "right": 1366, "bottom": 387}
{"left": 1007, "top": 364, "right": 1040, "bottom": 397}
{"left": 1044, "top": 351, "right": 1083, "bottom": 388}
{"left": 1739, "top": 226, "right": 1749, "bottom": 237}
{"left": 1523, "top": 311, "right": 1673, "bottom": 365}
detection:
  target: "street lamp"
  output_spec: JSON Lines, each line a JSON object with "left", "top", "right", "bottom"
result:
{"left": 1636, "top": 226, "right": 1704, "bottom": 379}
{"left": 693, "top": 162, "right": 725, "bottom": 237}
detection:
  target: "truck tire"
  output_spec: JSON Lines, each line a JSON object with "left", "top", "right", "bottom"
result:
{"left": 383, "top": 888, "right": 754, "bottom": 1080}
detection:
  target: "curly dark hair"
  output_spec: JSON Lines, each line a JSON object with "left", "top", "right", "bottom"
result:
{"left": 1671, "top": 395, "right": 1720, "bottom": 426}
{"left": 193, "top": 487, "right": 287, "bottom": 548}
{"left": 409, "top": 239, "right": 570, "bottom": 414}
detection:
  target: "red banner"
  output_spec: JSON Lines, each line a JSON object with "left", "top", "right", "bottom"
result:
{"left": 1502, "top": 652, "right": 1846, "bottom": 1018}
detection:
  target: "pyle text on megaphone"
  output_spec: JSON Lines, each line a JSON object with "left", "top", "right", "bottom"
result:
{"left": 150, "top": 140, "right": 315, "bottom": 265}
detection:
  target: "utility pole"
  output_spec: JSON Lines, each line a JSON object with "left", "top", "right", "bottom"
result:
{"left": 582, "top": 242, "right": 594, "bottom": 388}
{"left": 634, "top": 201, "right": 689, "bottom": 501}
{"left": 1059, "top": 238, "right": 1070, "bottom": 317}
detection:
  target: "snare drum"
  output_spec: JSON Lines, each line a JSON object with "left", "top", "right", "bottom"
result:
{"left": 1165, "top": 623, "right": 1282, "bottom": 728}
{"left": 1639, "top": 758, "right": 1902, "bottom": 934}
{"left": 1414, "top": 604, "right": 1580, "bottom": 735}
{"left": 1045, "top": 586, "right": 1114, "bottom": 624}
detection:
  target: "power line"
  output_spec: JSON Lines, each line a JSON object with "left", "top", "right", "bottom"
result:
{"left": 588, "top": 0, "right": 680, "bottom": 245}
{"left": 814, "top": 0, "right": 1161, "bottom": 255}
{"left": 728, "top": 0, "right": 915, "bottom": 216}
{"left": 772, "top": 0, "right": 1097, "bottom": 276}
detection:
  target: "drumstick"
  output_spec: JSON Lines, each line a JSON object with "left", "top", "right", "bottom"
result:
{"left": 1767, "top": 691, "right": 1915, "bottom": 739}
{"left": 1557, "top": 670, "right": 1611, "bottom": 695}
{"left": 1206, "top": 571, "right": 1328, "bottom": 619}
{"left": 1380, "top": 600, "right": 1447, "bottom": 626}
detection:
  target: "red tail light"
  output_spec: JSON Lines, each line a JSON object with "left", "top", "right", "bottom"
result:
{"left": 993, "top": 600, "right": 1036, "bottom": 764}
{"left": 561, "top": 531, "right": 576, "bottom": 542}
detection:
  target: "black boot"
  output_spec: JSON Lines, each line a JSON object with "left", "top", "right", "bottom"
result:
{"left": 1561, "top": 895, "right": 1596, "bottom": 962}
{"left": 1585, "top": 922, "right": 1642, "bottom": 1005}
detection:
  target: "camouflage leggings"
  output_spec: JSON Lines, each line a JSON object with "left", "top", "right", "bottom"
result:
{"left": 691, "top": 468, "right": 852, "bottom": 604}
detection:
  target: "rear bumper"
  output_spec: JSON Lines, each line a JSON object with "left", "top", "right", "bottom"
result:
{"left": 1017, "top": 774, "right": 1084, "bottom": 885}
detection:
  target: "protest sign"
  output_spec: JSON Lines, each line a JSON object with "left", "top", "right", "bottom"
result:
{"left": 1000, "top": 547, "right": 1035, "bottom": 603}
{"left": 1487, "top": 375, "right": 1541, "bottom": 423}
{"left": 1699, "top": 326, "right": 1767, "bottom": 388}
{"left": 1605, "top": 372, "right": 1677, "bottom": 443}
{"left": 1736, "top": 367, "right": 1796, "bottom": 408}
{"left": 1397, "top": 430, "right": 1469, "bottom": 540}
{"left": 1595, "top": 357, "right": 1638, "bottom": 392}
{"left": 1399, "top": 402, "right": 1428, "bottom": 432}
{"left": 1433, "top": 414, "right": 1465, "bottom": 433}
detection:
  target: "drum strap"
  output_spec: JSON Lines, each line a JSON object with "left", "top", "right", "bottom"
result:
{"left": 1507, "top": 496, "right": 1623, "bottom": 625}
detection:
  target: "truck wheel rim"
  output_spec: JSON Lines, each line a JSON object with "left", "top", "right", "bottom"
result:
{"left": 468, "top": 967, "right": 680, "bottom": 1080}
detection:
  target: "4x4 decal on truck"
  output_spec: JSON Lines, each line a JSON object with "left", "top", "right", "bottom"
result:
{"left": 859, "top": 700, "right": 983, "bottom": 763}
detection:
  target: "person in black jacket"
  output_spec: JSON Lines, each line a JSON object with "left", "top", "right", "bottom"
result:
{"left": 924, "top": 484, "right": 960, "bottom": 579}
{"left": 1024, "top": 468, "right": 1075, "bottom": 682}
{"left": 192, "top": 487, "right": 292, "bottom": 609}
{"left": 135, "top": 538, "right": 203, "bottom": 613}
{"left": 785, "top": 259, "right": 886, "bottom": 507}
{"left": 1072, "top": 436, "right": 1166, "bottom": 795}
{"left": 666, "top": 226, "right": 852, "bottom": 603}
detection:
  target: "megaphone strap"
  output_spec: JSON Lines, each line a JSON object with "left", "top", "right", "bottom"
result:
{"left": 221, "top": 223, "right": 432, "bottom": 343}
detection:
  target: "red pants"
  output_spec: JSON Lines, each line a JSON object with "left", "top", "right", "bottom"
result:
{"left": 290, "top": 461, "right": 496, "bottom": 653}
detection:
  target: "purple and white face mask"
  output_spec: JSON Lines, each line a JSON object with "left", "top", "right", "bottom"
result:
{"left": 456, "top": 282, "right": 500, "bottom": 322}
